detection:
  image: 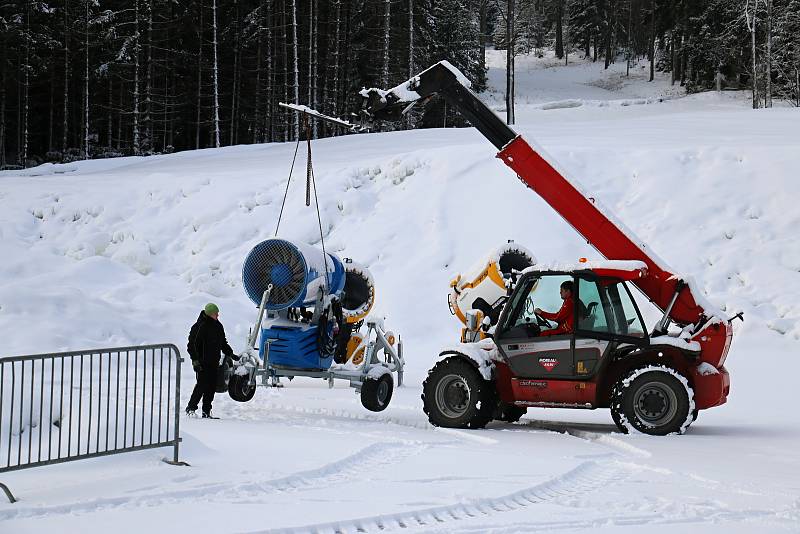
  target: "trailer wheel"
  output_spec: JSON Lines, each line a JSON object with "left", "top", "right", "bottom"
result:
{"left": 361, "top": 373, "right": 393, "bottom": 412}
{"left": 422, "top": 356, "right": 496, "bottom": 429}
{"left": 495, "top": 403, "right": 527, "bottom": 423}
{"left": 611, "top": 366, "right": 693, "bottom": 436}
{"left": 228, "top": 374, "right": 256, "bottom": 402}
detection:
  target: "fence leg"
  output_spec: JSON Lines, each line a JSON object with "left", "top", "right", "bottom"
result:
{"left": 0, "top": 482, "right": 17, "bottom": 504}
{"left": 161, "top": 438, "right": 189, "bottom": 467}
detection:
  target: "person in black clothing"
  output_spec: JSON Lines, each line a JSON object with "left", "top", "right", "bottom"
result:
{"left": 186, "top": 303, "right": 236, "bottom": 418}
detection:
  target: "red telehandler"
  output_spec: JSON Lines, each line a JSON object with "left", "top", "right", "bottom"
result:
{"left": 358, "top": 62, "right": 740, "bottom": 435}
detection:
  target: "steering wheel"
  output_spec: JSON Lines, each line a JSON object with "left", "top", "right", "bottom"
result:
{"left": 534, "top": 312, "right": 553, "bottom": 329}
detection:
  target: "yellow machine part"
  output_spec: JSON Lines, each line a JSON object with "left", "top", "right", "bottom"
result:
{"left": 450, "top": 261, "right": 510, "bottom": 325}
{"left": 346, "top": 333, "right": 366, "bottom": 365}
{"left": 346, "top": 330, "right": 396, "bottom": 365}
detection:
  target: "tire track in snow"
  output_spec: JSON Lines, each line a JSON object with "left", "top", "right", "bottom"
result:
{"left": 513, "top": 420, "right": 652, "bottom": 458}
{"left": 246, "top": 459, "right": 630, "bottom": 534}
{"left": 231, "top": 401, "right": 499, "bottom": 444}
{"left": 435, "top": 502, "right": 800, "bottom": 533}
{"left": 0, "top": 440, "right": 426, "bottom": 521}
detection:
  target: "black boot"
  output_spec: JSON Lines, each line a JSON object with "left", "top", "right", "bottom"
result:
{"left": 202, "top": 411, "right": 219, "bottom": 419}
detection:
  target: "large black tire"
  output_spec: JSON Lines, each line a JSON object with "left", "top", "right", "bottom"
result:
{"left": 361, "top": 373, "right": 394, "bottom": 412}
{"left": 495, "top": 403, "right": 527, "bottom": 423}
{"left": 611, "top": 365, "right": 694, "bottom": 436}
{"left": 228, "top": 373, "right": 256, "bottom": 402}
{"left": 422, "top": 356, "right": 497, "bottom": 429}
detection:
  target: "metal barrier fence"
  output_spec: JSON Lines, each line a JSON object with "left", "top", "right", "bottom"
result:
{"left": 0, "top": 344, "right": 184, "bottom": 503}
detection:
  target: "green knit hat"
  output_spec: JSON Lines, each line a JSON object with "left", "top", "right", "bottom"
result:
{"left": 204, "top": 303, "right": 220, "bottom": 315}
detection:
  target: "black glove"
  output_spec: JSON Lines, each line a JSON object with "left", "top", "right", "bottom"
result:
{"left": 192, "top": 359, "right": 203, "bottom": 372}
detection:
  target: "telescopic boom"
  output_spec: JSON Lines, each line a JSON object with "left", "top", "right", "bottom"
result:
{"left": 359, "top": 61, "right": 734, "bottom": 366}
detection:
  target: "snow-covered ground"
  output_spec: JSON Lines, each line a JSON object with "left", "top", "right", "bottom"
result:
{"left": 1, "top": 52, "right": 799, "bottom": 533}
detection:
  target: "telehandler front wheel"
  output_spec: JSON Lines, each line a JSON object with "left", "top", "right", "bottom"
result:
{"left": 422, "top": 356, "right": 496, "bottom": 429}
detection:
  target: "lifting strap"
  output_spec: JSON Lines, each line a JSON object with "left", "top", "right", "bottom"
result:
{"left": 273, "top": 114, "right": 330, "bottom": 295}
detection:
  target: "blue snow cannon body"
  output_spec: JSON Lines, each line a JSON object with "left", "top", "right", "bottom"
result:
{"left": 242, "top": 238, "right": 346, "bottom": 370}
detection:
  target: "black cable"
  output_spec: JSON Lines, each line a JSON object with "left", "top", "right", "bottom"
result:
{"left": 274, "top": 134, "right": 303, "bottom": 237}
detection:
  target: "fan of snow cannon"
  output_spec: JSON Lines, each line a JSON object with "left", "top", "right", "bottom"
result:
{"left": 448, "top": 242, "right": 536, "bottom": 326}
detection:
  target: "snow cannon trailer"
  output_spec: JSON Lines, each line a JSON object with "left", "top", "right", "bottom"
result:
{"left": 359, "top": 61, "right": 740, "bottom": 435}
{"left": 230, "top": 238, "right": 404, "bottom": 412}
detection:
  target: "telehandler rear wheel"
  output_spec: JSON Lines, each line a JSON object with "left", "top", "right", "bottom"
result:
{"left": 611, "top": 365, "right": 693, "bottom": 436}
{"left": 422, "top": 356, "right": 496, "bottom": 429}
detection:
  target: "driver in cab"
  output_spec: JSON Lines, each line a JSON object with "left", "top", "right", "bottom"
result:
{"left": 534, "top": 281, "right": 575, "bottom": 336}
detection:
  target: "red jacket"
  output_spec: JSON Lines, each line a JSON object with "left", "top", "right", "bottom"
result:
{"left": 539, "top": 296, "right": 574, "bottom": 336}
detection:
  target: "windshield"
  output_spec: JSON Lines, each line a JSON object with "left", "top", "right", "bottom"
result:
{"left": 501, "top": 274, "right": 572, "bottom": 330}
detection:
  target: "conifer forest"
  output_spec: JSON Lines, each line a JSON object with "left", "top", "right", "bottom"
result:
{"left": 1, "top": 0, "right": 798, "bottom": 168}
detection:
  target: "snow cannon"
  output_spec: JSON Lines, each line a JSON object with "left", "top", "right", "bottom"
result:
{"left": 242, "top": 238, "right": 346, "bottom": 310}
{"left": 231, "top": 238, "right": 404, "bottom": 413}
{"left": 448, "top": 242, "right": 535, "bottom": 329}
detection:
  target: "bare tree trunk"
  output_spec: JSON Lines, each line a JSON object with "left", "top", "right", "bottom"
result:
{"left": 266, "top": 2, "right": 273, "bottom": 143}
{"left": 555, "top": 0, "right": 564, "bottom": 59}
{"left": 0, "top": 34, "right": 7, "bottom": 168}
{"left": 626, "top": 0, "right": 632, "bottom": 76}
{"left": 291, "top": 0, "right": 300, "bottom": 139}
{"left": 680, "top": 5, "right": 688, "bottom": 85}
{"left": 312, "top": 0, "right": 318, "bottom": 137}
{"left": 282, "top": 3, "right": 290, "bottom": 142}
{"left": 329, "top": 0, "right": 341, "bottom": 117}
{"left": 195, "top": 0, "right": 203, "bottom": 149}
{"left": 765, "top": 0, "right": 772, "bottom": 108}
{"left": 211, "top": 0, "right": 221, "bottom": 147}
{"left": 63, "top": 0, "right": 70, "bottom": 156}
{"left": 382, "top": 0, "right": 391, "bottom": 86}
{"left": 409, "top": 0, "right": 415, "bottom": 77}
{"left": 117, "top": 81, "right": 124, "bottom": 149}
{"left": 22, "top": 5, "right": 30, "bottom": 168}
{"left": 144, "top": 0, "right": 153, "bottom": 152}
{"left": 585, "top": 28, "right": 590, "bottom": 59}
{"left": 230, "top": 0, "right": 241, "bottom": 146}
{"left": 564, "top": 0, "right": 569, "bottom": 66}
{"left": 604, "top": 0, "right": 613, "bottom": 69}
{"left": 107, "top": 75, "right": 113, "bottom": 148}
{"left": 133, "top": 0, "right": 141, "bottom": 154}
{"left": 84, "top": 0, "right": 90, "bottom": 159}
{"left": 506, "top": 0, "right": 515, "bottom": 125}
{"left": 649, "top": 0, "right": 655, "bottom": 81}
{"left": 254, "top": 6, "right": 263, "bottom": 144}
{"left": 49, "top": 76, "right": 55, "bottom": 152}
{"left": 307, "top": 0, "right": 318, "bottom": 138}
{"left": 745, "top": 0, "right": 758, "bottom": 108}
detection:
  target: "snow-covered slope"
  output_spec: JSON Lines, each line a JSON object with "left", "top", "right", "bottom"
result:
{"left": 1, "top": 53, "right": 799, "bottom": 533}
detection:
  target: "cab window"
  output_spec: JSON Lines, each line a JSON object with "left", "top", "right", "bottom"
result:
{"left": 606, "top": 282, "right": 646, "bottom": 338}
{"left": 576, "top": 278, "right": 610, "bottom": 334}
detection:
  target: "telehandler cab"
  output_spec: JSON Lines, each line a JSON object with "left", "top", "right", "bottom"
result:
{"left": 359, "top": 62, "right": 738, "bottom": 435}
